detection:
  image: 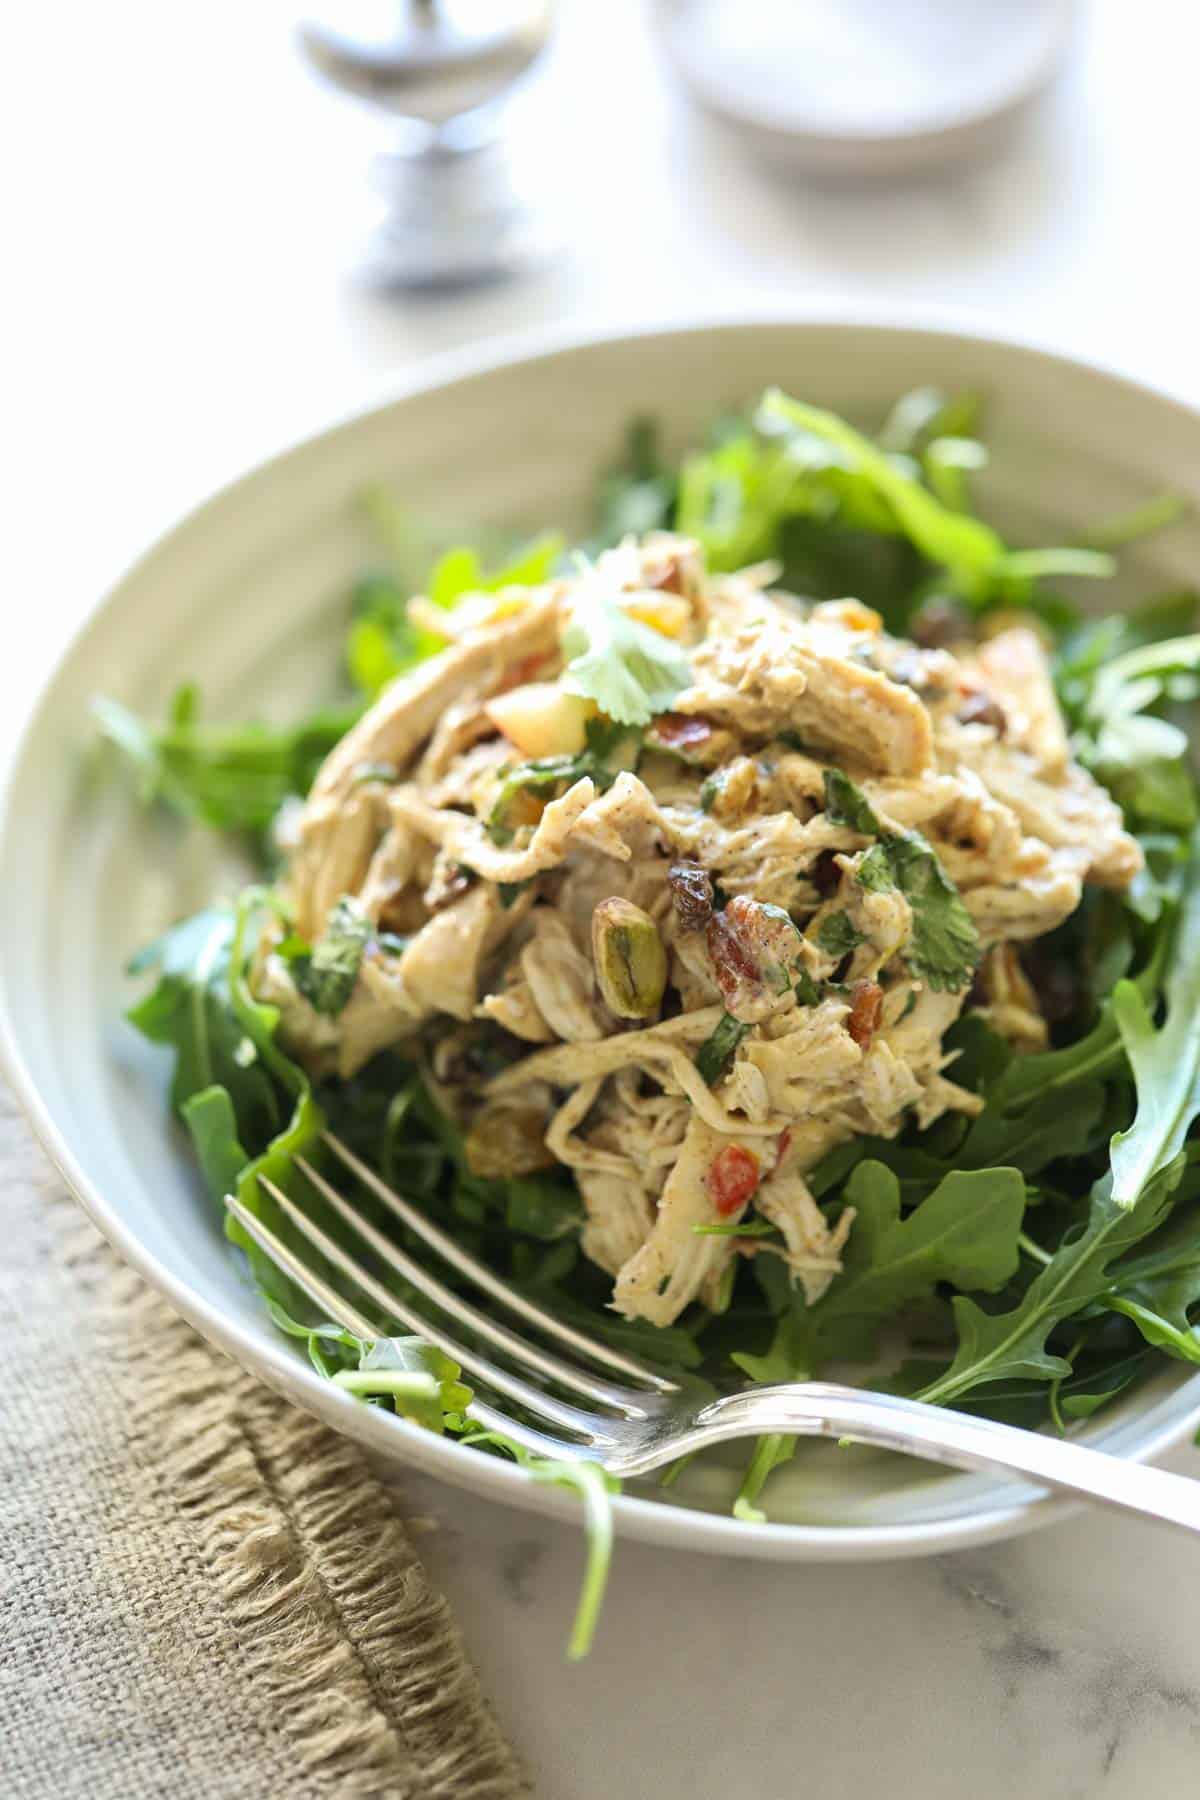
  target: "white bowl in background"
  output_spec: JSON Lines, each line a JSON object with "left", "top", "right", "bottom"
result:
{"left": 4, "top": 315, "right": 1200, "bottom": 1562}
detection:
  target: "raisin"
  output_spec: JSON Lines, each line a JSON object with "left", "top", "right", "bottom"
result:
{"left": 911, "top": 595, "right": 970, "bottom": 649}
{"left": 846, "top": 979, "right": 884, "bottom": 1049}
{"left": 668, "top": 860, "right": 715, "bottom": 931}
{"left": 957, "top": 690, "right": 1007, "bottom": 733}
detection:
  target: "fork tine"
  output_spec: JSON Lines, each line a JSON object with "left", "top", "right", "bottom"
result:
{"left": 227, "top": 1195, "right": 594, "bottom": 1462}
{"left": 257, "top": 1176, "right": 614, "bottom": 1444}
{"left": 464, "top": 1398, "right": 598, "bottom": 1465}
{"left": 293, "top": 1155, "right": 646, "bottom": 1415}
{"left": 322, "top": 1129, "right": 675, "bottom": 1392}
{"left": 227, "top": 1193, "right": 377, "bottom": 1339}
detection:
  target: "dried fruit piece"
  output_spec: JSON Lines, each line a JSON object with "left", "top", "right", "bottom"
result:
{"left": 910, "top": 595, "right": 970, "bottom": 649}
{"left": 846, "top": 979, "right": 884, "bottom": 1048}
{"left": 956, "top": 688, "right": 1007, "bottom": 733}
{"left": 592, "top": 898, "right": 668, "bottom": 1019}
{"left": 465, "top": 1104, "right": 556, "bottom": 1179}
{"left": 667, "top": 860, "right": 715, "bottom": 931}
{"left": 706, "top": 1144, "right": 761, "bottom": 1216}
{"left": 644, "top": 712, "right": 732, "bottom": 767}
{"left": 707, "top": 894, "right": 805, "bottom": 1023}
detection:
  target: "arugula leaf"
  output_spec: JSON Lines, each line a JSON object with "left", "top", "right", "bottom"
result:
{"left": 1103, "top": 1200, "right": 1200, "bottom": 1363}
{"left": 127, "top": 890, "right": 326, "bottom": 1314}
{"left": 346, "top": 534, "right": 564, "bottom": 700}
{"left": 345, "top": 572, "right": 447, "bottom": 699}
{"left": 877, "top": 386, "right": 982, "bottom": 454}
{"left": 761, "top": 390, "right": 1005, "bottom": 599}
{"left": 1077, "top": 632, "right": 1200, "bottom": 775}
{"left": 1108, "top": 846, "right": 1200, "bottom": 1207}
{"left": 918, "top": 1163, "right": 1182, "bottom": 1406}
{"left": 459, "top": 1427, "right": 619, "bottom": 1660}
{"left": 561, "top": 583, "right": 691, "bottom": 726}
{"left": 504, "top": 1174, "right": 584, "bottom": 1241}
{"left": 1084, "top": 493, "right": 1187, "bottom": 549}
{"left": 956, "top": 1081, "right": 1106, "bottom": 1177}
{"left": 730, "top": 1163, "right": 1025, "bottom": 1381}
{"left": 806, "top": 1162, "right": 1027, "bottom": 1364}
{"left": 95, "top": 688, "right": 355, "bottom": 835}
{"left": 333, "top": 1337, "right": 473, "bottom": 1434}
{"left": 695, "top": 1012, "right": 749, "bottom": 1084}
{"left": 291, "top": 895, "right": 371, "bottom": 1017}
{"left": 763, "top": 389, "right": 1119, "bottom": 608}
{"left": 428, "top": 532, "right": 564, "bottom": 609}
{"left": 592, "top": 417, "right": 677, "bottom": 547}
{"left": 952, "top": 1347, "right": 1155, "bottom": 1429}
{"left": 727, "top": 1162, "right": 1025, "bottom": 1518}
{"left": 126, "top": 907, "right": 280, "bottom": 1143}
{"left": 182, "top": 1085, "right": 251, "bottom": 1199}
{"left": 823, "top": 769, "right": 978, "bottom": 990}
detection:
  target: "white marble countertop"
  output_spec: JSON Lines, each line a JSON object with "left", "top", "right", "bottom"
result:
{"left": 8, "top": 1, "right": 1200, "bottom": 1792}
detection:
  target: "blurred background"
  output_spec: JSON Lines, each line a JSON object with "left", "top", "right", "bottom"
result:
{"left": 2, "top": 0, "right": 1191, "bottom": 753}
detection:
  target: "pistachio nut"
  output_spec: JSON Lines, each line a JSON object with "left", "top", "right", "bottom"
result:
{"left": 591, "top": 897, "right": 668, "bottom": 1019}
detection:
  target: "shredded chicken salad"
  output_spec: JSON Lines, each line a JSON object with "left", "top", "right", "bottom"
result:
{"left": 103, "top": 381, "right": 1200, "bottom": 1620}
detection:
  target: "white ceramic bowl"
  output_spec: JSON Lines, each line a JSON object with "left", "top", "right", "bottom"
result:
{"left": 5, "top": 315, "right": 1200, "bottom": 1562}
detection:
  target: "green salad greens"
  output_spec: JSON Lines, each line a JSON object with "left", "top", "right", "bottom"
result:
{"left": 100, "top": 384, "right": 1200, "bottom": 1651}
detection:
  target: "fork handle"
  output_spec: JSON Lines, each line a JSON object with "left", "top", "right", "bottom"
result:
{"left": 640, "top": 1382, "right": 1200, "bottom": 1532}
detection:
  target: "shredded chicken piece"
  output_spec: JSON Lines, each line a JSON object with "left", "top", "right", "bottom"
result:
{"left": 971, "top": 943, "right": 1049, "bottom": 1053}
{"left": 612, "top": 1117, "right": 765, "bottom": 1324}
{"left": 755, "top": 1126, "right": 858, "bottom": 1306}
{"left": 256, "top": 530, "right": 1143, "bottom": 1329}
{"left": 972, "top": 627, "right": 1070, "bottom": 774}
{"left": 675, "top": 590, "right": 933, "bottom": 776}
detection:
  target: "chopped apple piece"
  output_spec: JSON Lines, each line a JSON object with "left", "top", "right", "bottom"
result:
{"left": 485, "top": 682, "right": 598, "bottom": 758}
{"left": 620, "top": 591, "right": 691, "bottom": 639}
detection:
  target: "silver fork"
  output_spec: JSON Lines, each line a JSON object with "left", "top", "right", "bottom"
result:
{"left": 225, "top": 1130, "right": 1200, "bottom": 1534}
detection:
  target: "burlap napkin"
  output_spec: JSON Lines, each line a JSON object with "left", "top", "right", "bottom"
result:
{"left": 0, "top": 1083, "right": 530, "bottom": 1800}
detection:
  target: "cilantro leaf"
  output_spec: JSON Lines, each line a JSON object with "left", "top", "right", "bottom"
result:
{"left": 696, "top": 1011, "right": 749, "bottom": 1084}
{"left": 291, "top": 896, "right": 371, "bottom": 1017}
{"left": 822, "top": 766, "right": 882, "bottom": 836}
{"left": 487, "top": 719, "right": 638, "bottom": 843}
{"left": 561, "top": 584, "right": 691, "bottom": 726}
{"left": 822, "top": 769, "right": 978, "bottom": 991}
{"left": 816, "top": 912, "right": 865, "bottom": 958}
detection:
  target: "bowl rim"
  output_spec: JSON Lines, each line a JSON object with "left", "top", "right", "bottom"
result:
{"left": 5, "top": 303, "right": 1200, "bottom": 1561}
